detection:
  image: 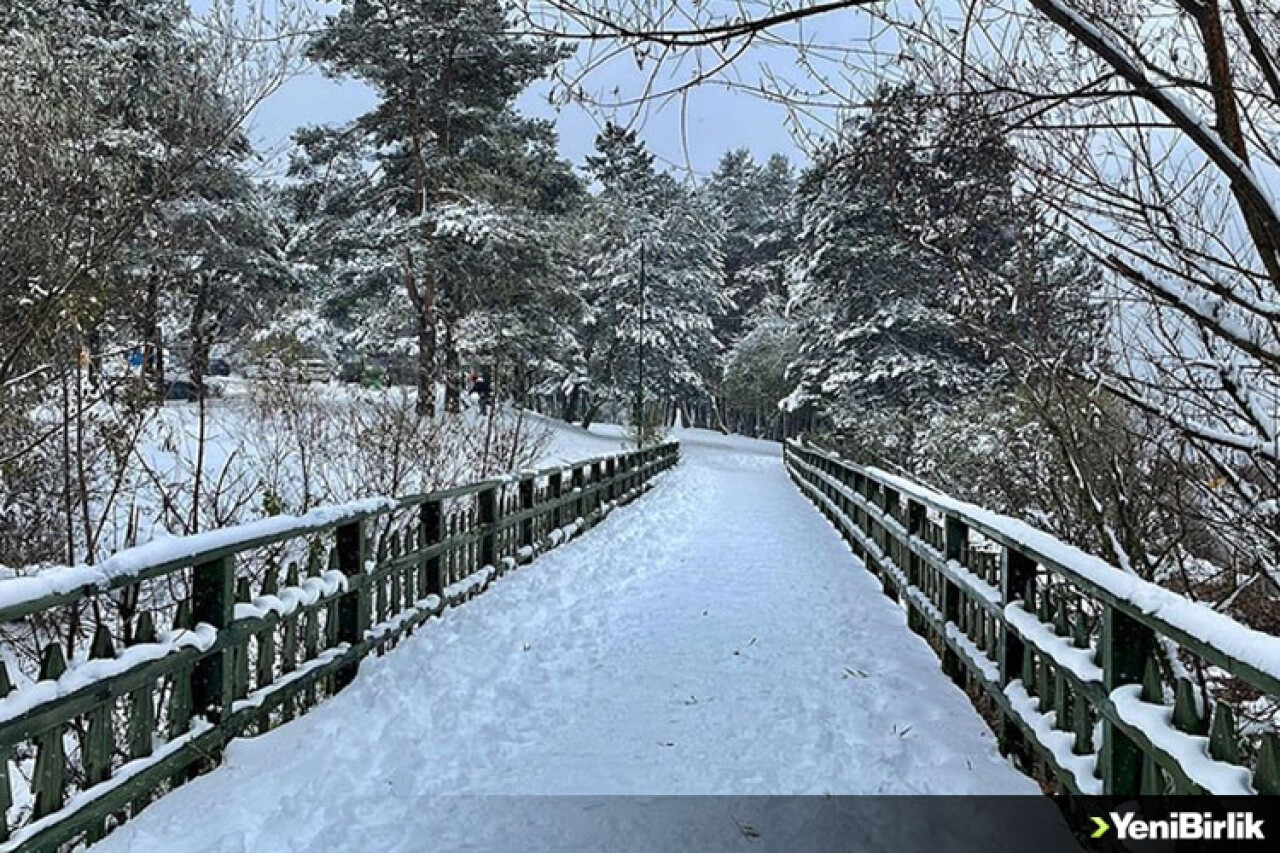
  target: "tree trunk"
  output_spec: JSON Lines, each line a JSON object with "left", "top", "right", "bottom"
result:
{"left": 713, "top": 397, "right": 732, "bottom": 434}
{"left": 85, "top": 327, "right": 103, "bottom": 391}
{"left": 141, "top": 278, "right": 165, "bottom": 398}
{"left": 416, "top": 297, "right": 435, "bottom": 416}
{"left": 188, "top": 280, "right": 209, "bottom": 401}
{"left": 443, "top": 317, "right": 461, "bottom": 413}
{"left": 581, "top": 397, "right": 602, "bottom": 431}
{"left": 562, "top": 384, "right": 581, "bottom": 422}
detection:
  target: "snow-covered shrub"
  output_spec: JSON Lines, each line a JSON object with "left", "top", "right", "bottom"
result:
{"left": 0, "top": 412, "right": 66, "bottom": 570}
{"left": 462, "top": 405, "right": 554, "bottom": 478}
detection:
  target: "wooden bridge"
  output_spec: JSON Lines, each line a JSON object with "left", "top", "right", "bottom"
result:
{"left": 0, "top": 432, "right": 1277, "bottom": 851}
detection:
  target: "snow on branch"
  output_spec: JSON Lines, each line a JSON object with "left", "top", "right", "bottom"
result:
{"left": 1028, "top": 0, "right": 1280, "bottom": 247}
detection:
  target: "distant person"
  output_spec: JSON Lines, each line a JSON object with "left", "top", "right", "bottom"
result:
{"left": 473, "top": 373, "right": 492, "bottom": 413}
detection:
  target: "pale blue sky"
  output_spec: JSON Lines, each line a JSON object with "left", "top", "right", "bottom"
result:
{"left": 202, "top": 1, "right": 885, "bottom": 179}
{"left": 243, "top": 65, "right": 810, "bottom": 178}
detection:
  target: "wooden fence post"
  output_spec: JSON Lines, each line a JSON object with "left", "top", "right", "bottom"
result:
{"left": 1102, "top": 605, "right": 1155, "bottom": 793}
{"left": 334, "top": 518, "right": 368, "bottom": 691}
{"left": 998, "top": 546, "right": 1037, "bottom": 757}
{"left": 421, "top": 499, "right": 443, "bottom": 600}
{"left": 587, "top": 461, "right": 600, "bottom": 516}
{"left": 549, "top": 469, "right": 564, "bottom": 530}
{"left": 837, "top": 465, "right": 852, "bottom": 527}
{"left": 881, "top": 486, "right": 903, "bottom": 600}
{"left": 847, "top": 470, "right": 866, "bottom": 556}
{"left": 479, "top": 484, "right": 499, "bottom": 570}
{"left": 519, "top": 475, "right": 535, "bottom": 558}
{"left": 191, "top": 555, "right": 234, "bottom": 724}
{"left": 906, "top": 500, "right": 927, "bottom": 635}
{"left": 940, "top": 515, "right": 967, "bottom": 682}
{"left": 571, "top": 465, "right": 585, "bottom": 522}
{"left": 1000, "top": 548, "right": 1037, "bottom": 684}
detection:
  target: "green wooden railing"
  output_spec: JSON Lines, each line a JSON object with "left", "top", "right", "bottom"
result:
{"left": 0, "top": 442, "right": 679, "bottom": 851}
{"left": 785, "top": 438, "right": 1280, "bottom": 797}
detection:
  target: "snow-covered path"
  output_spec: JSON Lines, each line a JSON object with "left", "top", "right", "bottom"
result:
{"left": 94, "top": 428, "right": 1040, "bottom": 853}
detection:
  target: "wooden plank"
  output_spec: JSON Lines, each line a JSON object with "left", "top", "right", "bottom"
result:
{"left": 127, "top": 614, "right": 157, "bottom": 817}
{"left": 256, "top": 570, "right": 278, "bottom": 732}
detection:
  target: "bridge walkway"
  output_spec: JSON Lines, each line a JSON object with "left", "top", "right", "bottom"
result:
{"left": 94, "top": 429, "right": 1035, "bottom": 853}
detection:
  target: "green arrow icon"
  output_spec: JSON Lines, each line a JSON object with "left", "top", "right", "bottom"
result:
{"left": 1090, "top": 816, "right": 1111, "bottom": 838}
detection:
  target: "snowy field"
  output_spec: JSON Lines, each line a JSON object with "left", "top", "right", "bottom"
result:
{"left": 15, "top": 382, "right": 624, "bottom": 570}
{"left": 91, "top": 428, "right": 1056, "bottom": 853}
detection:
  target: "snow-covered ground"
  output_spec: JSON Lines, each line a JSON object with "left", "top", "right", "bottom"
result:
{"left": 92, "top": 427, "right": 1051, "bottom": 853}
{"left": 524, "top": 409, "right": 630, "bottom": 463}
{"left": 20, "top": 383, "right": 618, "bottom": 568}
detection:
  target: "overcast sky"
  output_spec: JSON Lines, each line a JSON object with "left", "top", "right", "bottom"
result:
{"left": 242, "top": 51, "right": 815, "bottom": 179}
{"left": 209, "top": 1, "right": 886, "bottom": 180}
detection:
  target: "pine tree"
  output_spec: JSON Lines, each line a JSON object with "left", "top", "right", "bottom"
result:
{"left": 1, "top": 0, "right": 235, "bottom": 394}
{"left": 141, "top": 158, "right": 293, "bottom": 396}
{"left": 786, "top": 85, "right": 1101, "bottom": 462}
{"left": 720, "top": 297, "right": 801, "bottom": 437}
{"left": 787, "top": 86, "right": 1020, "bottom": 427}
{"left": 703, "top": 149, "right": 797, "bottom": 431}
{"left": 308, "top": 0, "right": 569, "bottom": 413}
{"left": 571, "top": 125, "right": 725, "bottom": 430}
{"left": 704, "top": 150, "right": 796, "bottom": 344}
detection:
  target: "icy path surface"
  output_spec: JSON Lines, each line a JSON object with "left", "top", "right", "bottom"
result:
{"left": 95, "top": 428, "right": 1040, "bottom": 853}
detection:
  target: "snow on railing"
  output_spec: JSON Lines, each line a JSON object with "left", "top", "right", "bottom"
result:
{"left": 784, "top": 438, "right": 1280, "bottom": 797}
{"left": 0, "top": 442, "right": 680, "bottom": 851}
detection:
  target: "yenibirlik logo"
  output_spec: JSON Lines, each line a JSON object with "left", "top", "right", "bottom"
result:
{"left": 1090, "top": 811, "right": 1265, "bottom": 841}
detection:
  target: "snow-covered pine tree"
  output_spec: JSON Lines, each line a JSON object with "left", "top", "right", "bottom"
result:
{"left": 787, "top": 86, "right": 1020, "bottom": 431}
{"left": 786, "top": 85, "right": 1101, "bottom": 466}
{"left": 280, "top": 124, "right": 436, "bottom": 377}
{"left": 720, "top": 296, "right": 801, "bottom": 437}
{"left": 432, "top": 116, "right": 586, "bottom": 407}
{"left": 280, "top": 115, "right": 586, "bottom": 402}
{"left": 308, "top": 0, "right": 570, "bottom": 413}
{"left": 572, "top": 124, "right": 725, "bottom": 431}
{"left": 147, "top": 159, "right": 293, "bottom": 396}
{"left": 2, "top": 0, "right": 227, "bottom": 394}
{"left": 703, "top": 149, "right": 798, "bottom": 431}
{"left": 750, "top": 154, "right": 799, "bottom": 311}
{"left": 704, "top": 149, "right": 797, "bottom": 344}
